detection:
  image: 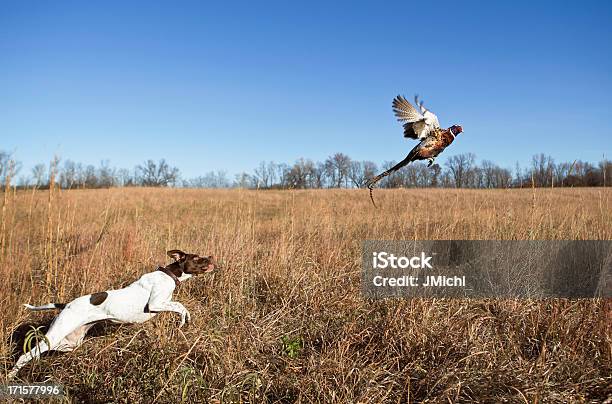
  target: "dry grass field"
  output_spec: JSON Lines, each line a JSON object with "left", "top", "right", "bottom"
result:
{"left": 0, "top": 187, "right": 610, "bottom": 403}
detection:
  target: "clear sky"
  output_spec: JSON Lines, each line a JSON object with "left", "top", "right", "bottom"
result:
{"left": 2, "top": 1, "right": 611, "bottom": 179}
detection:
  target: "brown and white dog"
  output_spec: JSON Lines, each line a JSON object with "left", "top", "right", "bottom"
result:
{"left": 8, "top": 250, "right": 216, "bottom": 379}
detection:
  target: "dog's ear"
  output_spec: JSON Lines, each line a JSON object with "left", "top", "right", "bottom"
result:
{"left": 167, "top": 250, "right": 186, "bottom": 261}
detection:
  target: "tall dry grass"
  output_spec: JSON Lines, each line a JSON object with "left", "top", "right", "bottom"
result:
{"left": 0, "top": 187, "right": 610, "bottom": 403}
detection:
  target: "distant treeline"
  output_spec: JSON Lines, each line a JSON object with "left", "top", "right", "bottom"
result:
{"left": 0, "top": 150, "right": 610, "bottom": 190}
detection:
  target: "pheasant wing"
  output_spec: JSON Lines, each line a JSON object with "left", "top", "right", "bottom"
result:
{"left": 392, "top": 95, "right": 423, "bottom": 123}
{"left": 392, "top": 95, "right": 429, "bottom": 139}
{"left": 414, "top": 95, "right": 441, "bottom": 130}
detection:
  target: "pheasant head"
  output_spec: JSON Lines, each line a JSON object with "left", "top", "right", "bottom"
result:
{"left": 450, "top": 125, "right": 463, "bottom": 135}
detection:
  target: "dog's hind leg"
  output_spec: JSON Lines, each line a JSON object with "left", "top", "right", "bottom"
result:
{"left": 7, "top": 334, "right": 57, "bottom": 379}
{"left": 8, "top": 307, "right": 98, "bottom": 379}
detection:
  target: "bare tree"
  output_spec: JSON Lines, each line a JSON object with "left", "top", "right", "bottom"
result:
{"left": 136, "top": 159, "right": 180, "bottom": 187}
{"left": 494, "top": 167, "right": 513, "bottom": 188}
{"left": 0, "top": 151, "right": 9, "bottom": 181}
{"left": 0, "top": 152, "right": 21, "bottom": 186}
{"left": 275, "top": 163, "right": 290, "bottom": 188}
{"left": 117, "top": 168, "right": 134, "bottom": 186}
{"left": 233, "top": 172, "right": 254, "bottom": 188}
{"left": 59, "top": 160, "right": 78, "bottom": 189}
{"left": 380, "top": 160, "right": 404, "bottom": 188}
{"left": 554, "top": 162, "right": 571, "bottom": 187}
{"left": 32, "top": 164, "right": 47, "bottom": 188}
{"left": 254, "top": 161, "right": 272, "bottom": 188}
{"left": 83, "top": 165, "right": 98, "bottom": 188}
{"left": 286, "top": 158, "right": 314, "bottom": 189}
{"left": 0, "top": 152, "right": 11, "bottom": 185}
{"left": 481, "top": 160, "right": 496, "bottom": 188}
{"left": 98, "top": 160, "right": 116, "bottom": 188}
{"left": 531, "top": 153, "right": 554, "bottom": 187}
{"left": 188, "top": 171, "right": 230, "bottom": 188}
{"left": 402, "top": 163, "right": 435, "bottom": 188}
{"left": 311, "top": 161, "right": 326, "bottom": 189}
{"left": 514, "top": 162, "right": 524, "bottom": 188}
{"left": 469, "top": 166, "right": 484, "bottom": 188}
{"left": 325, "top": 153, "right": 351, "bottom": 188}
{"left": 430, "top": 164, "right": 442, "bottom": 187}
{"left": 446, "top": 153, "right": 476, "bottom": 188}
{"left": 348, "top": 161, "right": 378, "bottom": 188}
{"left": 303, "top": 160, "right": 318, "bottom": 188}
{"left": 440, "top": 170, "right": 453, "bottom": 187}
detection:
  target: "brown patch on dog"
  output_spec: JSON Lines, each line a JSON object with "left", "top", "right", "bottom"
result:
{"left": 89, "top": 292, "right": 108, "bottom": 306}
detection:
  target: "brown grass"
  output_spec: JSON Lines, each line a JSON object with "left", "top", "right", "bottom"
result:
{"left": 1, "top": 187, "right": 611, "bottom": 403}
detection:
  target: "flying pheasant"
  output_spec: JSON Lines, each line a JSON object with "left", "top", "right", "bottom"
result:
{"left": 366, "top": 95, "right": 463, "bottom": 206}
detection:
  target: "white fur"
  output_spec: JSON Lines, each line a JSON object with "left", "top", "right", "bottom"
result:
{"left": 8, "top": 269, "right": 190, "bottom": 379}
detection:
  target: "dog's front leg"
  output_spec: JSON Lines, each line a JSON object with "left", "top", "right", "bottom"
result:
{"left": 148, "top": 301, "right": 190, "bottom": 327}
{"left": 171, "top": 302, "right": 190, "bottom": 326}
{"left": 147, "top": 287, "right": 191, "bottom": 327}
{"left": 146, "top": 283, "right": 192, "bottom": 327}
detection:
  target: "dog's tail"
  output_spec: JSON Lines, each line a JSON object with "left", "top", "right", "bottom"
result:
{"left": 24, "top": 303, "right": 66, "bottom": 311}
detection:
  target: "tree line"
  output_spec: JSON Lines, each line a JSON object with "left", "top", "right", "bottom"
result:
{"left": 0, "top": 150, "right": 609, "bottom": 190}
{"left": 237, "top": 153, "right": 610, "bottom": 189}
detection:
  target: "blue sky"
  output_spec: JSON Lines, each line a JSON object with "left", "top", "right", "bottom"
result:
{"left": 2, "top": 1, "right": 611, "bottom": 179}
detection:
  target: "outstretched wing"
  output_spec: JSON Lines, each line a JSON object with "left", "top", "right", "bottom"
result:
{"left": 392, "top": 95, "right": 423, "bottom": 124}
{"left": 392, "top": 95, "right": 433, "bottom": 140}
{"left": 414, "top": 95, "right": 440, "bottom": 131}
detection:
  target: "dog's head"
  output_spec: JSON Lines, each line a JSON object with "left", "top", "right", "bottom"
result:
{"left": 167, "top": 250, "right": 218, "bottom": 275}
